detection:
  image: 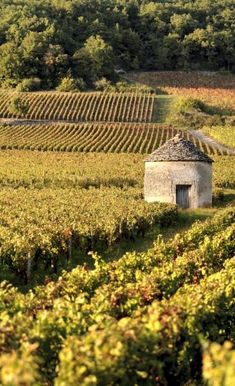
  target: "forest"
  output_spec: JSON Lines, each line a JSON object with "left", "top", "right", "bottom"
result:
{"left": 0, "top": 0, "right": 234, "bottom": 90}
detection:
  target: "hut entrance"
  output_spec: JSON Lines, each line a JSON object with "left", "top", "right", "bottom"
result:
{"left": 176, "top": 185, "right": 191, "bottom": 208}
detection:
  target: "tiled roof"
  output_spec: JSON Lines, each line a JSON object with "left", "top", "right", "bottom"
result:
{"left": 145, "top": 134, "right": 213, "bottom": 163}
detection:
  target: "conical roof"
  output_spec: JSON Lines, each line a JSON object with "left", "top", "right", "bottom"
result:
{"left": 145, "top": 134, "right": 213, "bottom": 163}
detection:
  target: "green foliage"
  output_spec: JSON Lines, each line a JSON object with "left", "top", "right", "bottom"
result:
{"left": 115, "top": 81, "right": 154, "bottom": 94}
{"left": 0, "top": 148, "right": 234, "bottom": 384}
{"left": 0, "top": 0, "right": 234, "bottom": 90}
{"left": 8, "top": 96, "right": 29, "bottom": 117}
{"left": 212, "top": 188, "right": 225, "bottom": 204}
{"left": 0, "top": 151, "right": 179, "bottom": 283}
{"left": 213, "top": 156, "right": 235, "bottom": 188}
{"left": 16, "top": 78, "right": 41, "bottom": 92}
{"left": 56, "top": 75, "right": 85, "bottom": 92}
{"left": 95, "top": 77, "right": 112, "bottom": 92}
{"left": 174, "top": 97, "right": 206, "bottom": 114}
{"left": 0, "top": 342, "right": 41, "bottom": 386}
{"left": 169, "top": 97, "right": 231, "bottom": 129}
{"left": 0, "top": 185, "right": 177, "bottom": 282}
{"left": 73, "top": 35, "right": 114, "bottom": 86}
{"left": 203, "top": 341, "right": 235, "bottom": 386}
{"left": 202, "top": 126, "right": 235, "bottom": 149}
{"left": 0, "top": 207, "right": 234, "bottom": 384}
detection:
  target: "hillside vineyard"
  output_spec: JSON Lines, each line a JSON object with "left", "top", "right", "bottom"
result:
{"left": 0, "top": 92, "right": 155, "bottom": 122}
{"left": 0, "top": 0, "right": 235, "bottom": 383}
{"left": 0, "top": 123, "right": 229, "bottom": 155}
{"left": 129, "top": 72, "right": 235, "bottom": 111}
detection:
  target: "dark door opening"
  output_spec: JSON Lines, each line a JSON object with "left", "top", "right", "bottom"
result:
{"left": 176, "top": 185, "right": 191, "bottom": 208}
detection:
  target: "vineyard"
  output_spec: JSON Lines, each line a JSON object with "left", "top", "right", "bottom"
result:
{"left": 0, "top": 72, "right": 235, "bottom": 385}
{"left": 0, "top": 151, "right": 233, "bottom": 190}
{"left": 0, "top": 151, "right": 178, "bottom": 285}
{"left": 128, "top": 71, "right": 235, "bottom": 112}
{"left": 0, "top": 151, "right": 145, "bottom": 189}
{"left": 0, "top": 186, "right": 177, "bottom": 283}
{"left": 0, "top": 207, "right": 234, "bottom": 385}
{"left": 0, "top": 91, "right": 155, "bottom": 122}
{"left": 0, "top": 123, "right": 230, "bottom": 155}
{"left": 0, "top": 151, "right": 233, "bottom": 287}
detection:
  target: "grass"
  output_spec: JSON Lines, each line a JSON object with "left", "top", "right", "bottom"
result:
{"left": 103, "top": 188, "right": 235, "bottom": 261}
{"left": 153, "top": 95, "right": 175, "bottom": 123}
{"left": 202, "top": 126, "right": 235, "bottom": 149}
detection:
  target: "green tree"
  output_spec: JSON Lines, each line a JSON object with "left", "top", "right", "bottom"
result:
{"left": 84, "top": 35, "right": 114, "bottom": 78}
{"left": 73, "top": 35, "right": 114, "bottom": 85}
{"left": 0, "top": 42, "right": 23, "bottom": 85}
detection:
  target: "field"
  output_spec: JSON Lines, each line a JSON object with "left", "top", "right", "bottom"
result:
{"left": 0, "top": 123, "right": 230, "bottom": 155}
{"left": 0, "top": 91, "right": 155, "bottom": 122}
{"left": 0, "top": 150, "right": 234, "bottom": 287}
{"left": 0, "top": 151, "right": 234, "bottom": 190}
{"left": 0, "top": 203, "right": 234, "bottom": 385}
{"left": 0, "top": 71, "right": 235, "bottom": 386}
{"left": 128, "top": 71, "right": 235, "bottom": 113}
{"left": 0, "top": 151, "right": 180, "bottom": 285}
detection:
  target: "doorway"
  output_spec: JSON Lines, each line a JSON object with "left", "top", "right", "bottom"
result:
{"left": 176, "top": 185, "right": 191, "bottom": 208}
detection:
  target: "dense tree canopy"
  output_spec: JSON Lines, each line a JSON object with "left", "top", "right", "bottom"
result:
{"left": 0, "top": 0, "right": 234, "bottom": 90}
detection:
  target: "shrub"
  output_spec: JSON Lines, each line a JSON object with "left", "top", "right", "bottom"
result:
{"left": 212, "top": 188, "right": 225, "bottom": 204}
{"left": 76, "top": 78, "right": 86, "bottom": 91}
{"left": 169, "top": 97, "right": 225, "bottom": 129}
{"left": 1, "top": 78, "right": 18, "bottom": 89}
{"left": 56, "top": 76, "right": 86, "bottom": 92}
{"left": 16, "top": 78, "right": 41, "bottom": 92}
{"left": 174, "top": 97, "right": 206, "bottom": 113}
{"left": 95, "top": 77, "right": 112, "bottom": 91}
{"left": 9, "top": 96, "right": 29, "bottom": 117}
{"left": 115, "top": 81, "right": 154, "bottom": 93}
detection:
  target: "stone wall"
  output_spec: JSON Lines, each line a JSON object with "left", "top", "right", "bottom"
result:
{"left": 144, "top": 161, "right": 212, "bottom": 208}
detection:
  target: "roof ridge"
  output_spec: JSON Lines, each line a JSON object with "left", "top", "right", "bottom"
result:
{"left": 146, "top": 134, "right": 213, "bottom": 163}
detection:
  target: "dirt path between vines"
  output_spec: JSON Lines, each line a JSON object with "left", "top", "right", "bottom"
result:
{"left": 189, "top": 129, "right": 235, "bottom": 155}
{"left": 0, "top": 118, "right": 79, "bottom": 125}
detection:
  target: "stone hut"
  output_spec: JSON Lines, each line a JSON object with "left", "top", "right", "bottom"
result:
{"left": 144, "top": 134, "right": 213, "bottom": 208}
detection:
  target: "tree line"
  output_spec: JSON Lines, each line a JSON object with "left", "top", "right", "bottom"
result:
{"left": 0, "top": 0, "right": 234, "bottom": 91}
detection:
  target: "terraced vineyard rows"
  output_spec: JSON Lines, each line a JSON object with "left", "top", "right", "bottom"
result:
{"left": 0, "top": 91, "right": 155, "bottom": 122}
{"left": 0, "top": 123, "right": 228, "bottom": 154}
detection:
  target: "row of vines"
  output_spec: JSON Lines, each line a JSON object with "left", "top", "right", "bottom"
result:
{"left": 0, "top": 123, "right": 229, "bottom": 154}
{"left": 0, "top": 91, "right": 155, "bottom": 122}
{"left": 129, "top": 71, "right": 235, "bottom": 112}
{"left": 0, "top": 207, "right": 234, "bottom": 385}
{"left": 0, "top": 186, "right": 177, "bottom": 283}
{"left": 0, "top": 150, "right": 233, "bottom": 190}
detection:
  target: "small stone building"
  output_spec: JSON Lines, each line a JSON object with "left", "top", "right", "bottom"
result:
{"left": 144, "top": 134, "right": 213, "bottom": 208}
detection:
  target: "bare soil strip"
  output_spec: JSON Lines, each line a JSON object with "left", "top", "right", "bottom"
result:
{"left": 0, "top": 118, "right": 74, "bottom": 125}
{"left": 190, "top": 129, "right": 235, "bottom": 155}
